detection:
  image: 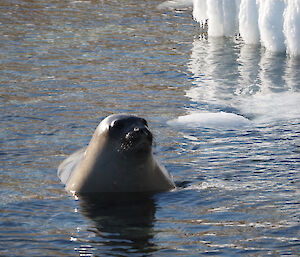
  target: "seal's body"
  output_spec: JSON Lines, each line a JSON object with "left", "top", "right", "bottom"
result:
{"left": 58, "top": 114, "right": 175, "bottom": 194}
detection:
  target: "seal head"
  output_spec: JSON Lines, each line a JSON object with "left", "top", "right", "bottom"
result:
{"left": 104, "top": 114, "right": 153, "bottom": 156}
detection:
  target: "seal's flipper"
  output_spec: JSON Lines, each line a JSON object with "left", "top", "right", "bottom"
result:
{"left": 58, "top": 147, "right": 86, "bottom": 185}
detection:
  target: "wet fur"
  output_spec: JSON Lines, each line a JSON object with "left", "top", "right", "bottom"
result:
{"left": 58, "top": 114, "right": 175, "bottom": 194}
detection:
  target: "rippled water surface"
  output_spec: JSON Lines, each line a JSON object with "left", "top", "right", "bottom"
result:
{"left": 1, "top": 0, "right": 299, "bottom": 256}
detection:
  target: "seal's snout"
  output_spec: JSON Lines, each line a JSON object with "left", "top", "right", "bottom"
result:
{"left": 106, "top": 115, "right": 154, "bottom": 152}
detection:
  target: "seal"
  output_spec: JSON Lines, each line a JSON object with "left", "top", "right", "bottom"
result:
{"left": 58, "top": 114, "right": 175, "bottom": 194}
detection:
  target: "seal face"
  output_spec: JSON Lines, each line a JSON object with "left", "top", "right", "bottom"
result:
{"left": 108, "top": 115, "right": 152, "bottom": 156}
{"left": 58, "top": 114, "right": 175, "bottom": 194}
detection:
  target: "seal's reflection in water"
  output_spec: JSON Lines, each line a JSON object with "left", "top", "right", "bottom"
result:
{"left": 78, "top": 193, "right": 157, "bottom": 253}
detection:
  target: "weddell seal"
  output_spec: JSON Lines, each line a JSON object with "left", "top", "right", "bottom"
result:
{"left": 58, "top": 114, "right": 175, "bottom": 194}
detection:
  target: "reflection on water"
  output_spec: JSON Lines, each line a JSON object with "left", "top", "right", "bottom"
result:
{"left": 1, "top": 0, "right": 299, "bottom": 256}
{"left": 186, "top": 37, "right": 300, "bottom": 123}
{"left": 77, "top": 193, "right": 156, "bottom": 256}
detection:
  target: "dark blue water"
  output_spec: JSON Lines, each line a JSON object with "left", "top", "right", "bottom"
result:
{"left": 1, "top": 0, "right": 299, "bottom": 256}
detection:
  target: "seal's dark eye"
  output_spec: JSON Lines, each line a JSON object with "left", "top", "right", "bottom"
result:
{"left": 111, "top": 120, "right": 123, "bottom": 130}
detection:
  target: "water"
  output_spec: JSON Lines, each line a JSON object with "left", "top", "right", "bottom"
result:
{"left": 0, "top": 0, "right": 299, "bottom": 256}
